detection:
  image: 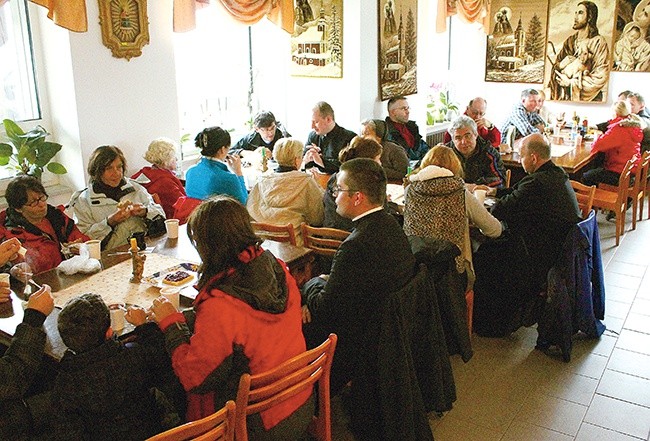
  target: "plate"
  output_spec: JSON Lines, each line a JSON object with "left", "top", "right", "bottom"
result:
{"left": 143, "top": 263, "right": 199, "bottom": 288}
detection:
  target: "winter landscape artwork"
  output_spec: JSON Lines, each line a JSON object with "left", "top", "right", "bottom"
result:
{"left": 378, "top": 0, "right": 418, "bottom": 100}
{"left": 485, "top": 1, "right": 549, "bottom": 83}
{"left": 291, "top": 0, "right": 343, "bottom": 78}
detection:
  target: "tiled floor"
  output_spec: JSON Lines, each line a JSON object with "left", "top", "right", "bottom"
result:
{"left": 332, "top": 210, "right": 650, "bottom": 440}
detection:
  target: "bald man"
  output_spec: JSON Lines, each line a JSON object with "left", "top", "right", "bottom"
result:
{"left": 473, "top": 134, "right": 581, "bottom": 336}
{"left": 443, "top": 97, "right": 501, "bottom": 147}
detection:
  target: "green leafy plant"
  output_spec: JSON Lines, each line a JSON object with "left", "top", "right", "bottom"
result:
{"left": 0, "top": 119, "right": 67, "bottom": 179}
{"left": 426, "top": 91, "right": 460, "bottom": 125}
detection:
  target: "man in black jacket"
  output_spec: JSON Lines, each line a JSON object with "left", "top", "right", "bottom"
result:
{"left": 232, "top": 110, "right": 289, "bottom": 152}
{"left": 301, "top": 158, "right": 415, "bottom": 393}
{"left": 384, "top": 96, "right": 429, "bottom": 160}
{"left": 303, "top": 101, "right": 356, "bottom": 174}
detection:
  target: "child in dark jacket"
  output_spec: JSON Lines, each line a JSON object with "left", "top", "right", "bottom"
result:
{"left": 51, "top": 293, "right": 185, "bottom": 441}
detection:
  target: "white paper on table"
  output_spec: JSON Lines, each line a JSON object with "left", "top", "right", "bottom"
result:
{"left": 386, "top": 183, "right": 405, "bottom": 206}
{"left": 550, "top": 144, "right": 575, "bottom": 158}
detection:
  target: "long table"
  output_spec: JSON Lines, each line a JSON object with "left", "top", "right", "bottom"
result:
{"left": 501, "top": 134, "right": 595, "bottom": 184}
{"left": 0, "top": 228, "right": 314, "bottom": 360}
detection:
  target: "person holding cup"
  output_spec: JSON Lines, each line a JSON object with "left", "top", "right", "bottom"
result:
{"left": 0, "top": 176, "right": 89, "bottom": 274}
{"left": 150, "top": 196, "right": 311, "bottom": 438}
{"left": 404, "top": 145, "right": 502, "bottom": 289}
{"left": 0, "top": 278, "right": 54, "bottom": 440}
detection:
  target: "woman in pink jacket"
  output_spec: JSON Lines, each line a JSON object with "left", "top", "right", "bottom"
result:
{"left": 583, "top": 100, "right": 642, "bottom": 187}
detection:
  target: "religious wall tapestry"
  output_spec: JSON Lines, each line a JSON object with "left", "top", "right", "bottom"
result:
{"left": 612, "top": 0, "right": 650, "bottom": 72}
{"left": 378, "top": 0, "right": 418, "bottom": 100}
{"left": 544, "top": 0, "right": 616, "bottom": 102}
{"left": 485, "top": 1, "right": 549, "bottom": 83}
{"left": 290, "top": 0, "right": 343, "bottom": 78}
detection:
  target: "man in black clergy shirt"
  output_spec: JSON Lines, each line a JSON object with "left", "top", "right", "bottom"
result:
{"left": 303, "top": 101, "right": 356, "bottom": 174}
{"left": 301, "top": 158, "right": 415, "bottom": 393}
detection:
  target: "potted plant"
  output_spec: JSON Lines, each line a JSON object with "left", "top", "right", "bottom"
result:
{"left": 426, "top": 91, "right": 460, "bottom": 125}
{"left": 0, "top": 119, "right": 67, "bottom": 179}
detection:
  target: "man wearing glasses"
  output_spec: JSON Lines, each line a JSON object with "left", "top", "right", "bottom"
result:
{"left": 232, "top": 110, "right": 290, "bottom": 152}
{"left": 445, "top": 115, "right": 506, "bottom": 188}
{"left": 443, "top": 97, "right": 501, "bottom": 147}
{"left": 384, "top": 96, "right": 430, "bottom": 161}
{"left": 301, "top": 158, "right": 415, "bottom": 394}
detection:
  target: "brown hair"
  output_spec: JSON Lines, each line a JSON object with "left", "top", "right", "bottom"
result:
{"left": 419, "top": 145, "right": 464, "bottom": 178}
{"left": 87, "top": 145, "right": 127, "bottom": 182}
{"left": 339, "top": 158, "right": 386, "bottom": 206}
{"left": 187, "top": 195, "right": 261, "bottom": 289}
{"left": 338, "top": 136, "right": 383, "bottom": 163}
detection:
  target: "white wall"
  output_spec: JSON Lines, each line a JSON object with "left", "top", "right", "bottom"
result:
{"left": 32, "top": 0, "right": 650, "bottom": 197}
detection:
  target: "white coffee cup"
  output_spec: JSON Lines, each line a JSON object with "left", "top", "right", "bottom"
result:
{"left": 165, "top": 219, "right": 180, "bottom": 239}
{"left": 109, "top": 303, "right": 125, "bottom": 331}
{"left": 85, "top": 240, "right": 101, "bottom": 260}
{"left": 160, "top": 287, "right": 180, "bottom": 309}
{"left": 474, "top": 189, "right": 487, "bottom": 205}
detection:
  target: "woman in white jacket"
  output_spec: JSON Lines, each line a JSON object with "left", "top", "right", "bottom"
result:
{"left": 247, "top": 138, "right": 324, "bottom": 246}
{"left": 404, "top": 145, "right": 502, "bottom": 288}
{"left": 70, "top": 146, "right": 165, "bottom": 250}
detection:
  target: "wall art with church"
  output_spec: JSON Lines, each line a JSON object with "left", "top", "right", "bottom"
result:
{"left": 485, "top": 1, "right": 550, "bottom": 84}
{"left": 290, "top": 0, "right": 344, "bottom": 78}
{"left": 378, "top": 0, "right": 418, "bottom": 101}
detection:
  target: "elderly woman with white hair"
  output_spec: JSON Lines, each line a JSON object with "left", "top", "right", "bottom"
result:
{"left": 247, "top": 138, "right": 324, "bottom": 245}
{"left": 132, "top": 137, "right": 186, "bottom": 218}
{"left": 583, "top": 100, "right": 643, "bottom": 188}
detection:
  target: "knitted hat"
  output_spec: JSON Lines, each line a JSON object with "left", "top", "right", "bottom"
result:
{"left": 58, "top": 293, "right": 110, "bottom": 353}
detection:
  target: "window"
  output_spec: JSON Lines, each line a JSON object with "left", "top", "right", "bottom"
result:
{"left": 173, "top": 8, "right": 290, "bottom": 161}
{"left": 0, "top": 0, "right": 40, "bottom": 122}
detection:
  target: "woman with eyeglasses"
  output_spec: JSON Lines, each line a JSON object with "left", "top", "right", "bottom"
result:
{"left": 0, "top": 175, "right": 89, "bottom": 273}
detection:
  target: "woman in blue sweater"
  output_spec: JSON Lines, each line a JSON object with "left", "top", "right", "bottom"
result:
{"left": 185, "top": 126, "right": 248, "bottom": 204}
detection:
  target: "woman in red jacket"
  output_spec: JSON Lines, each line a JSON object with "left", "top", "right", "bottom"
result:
{"left": 150, "top": 196, "right": 313, "bottom": 440}
{"left": 132, "top": 138, "right": 186, "bottom": 218}
{"left": 0, "top": 176, "right": 89, "bottom": 273}
{"left": 583, "top": 100, "right": 643, "bottom": 187}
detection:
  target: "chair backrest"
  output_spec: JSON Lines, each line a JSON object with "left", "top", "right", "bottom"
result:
{"left": 146, "top": 400, "right": 236, "bottom": 441}
{"left": 505, "top": 169, "right": 511, "bottom": 188}
{"left": 251, "top": 222, "right": 297, "bottom": 246}
{"left": 570, "top": 180, "right": 596, "bottom": 218}
{"left": 616, "top": 159, "right": 635, "bottom": 211}
{"left": 234, "top": 334, "right": 338, "bottom": 441}
{"left": 632, "top": 150, "right": 650, "bottom": 197}
{"left": 151, "top": 193, "right": 162, "bottom": 205}
{"left": 300, "top": 223, "right": 350, "bottom": 257}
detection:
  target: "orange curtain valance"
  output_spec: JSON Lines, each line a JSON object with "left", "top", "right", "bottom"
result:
{"left": 174, "top": 0, "right": 294, "bottom": 34}
{"left": 22, "top": 0, "right": 293, "bottom": 35}
{"left": 436, "top": 0, "right": 490, "bottom": 33}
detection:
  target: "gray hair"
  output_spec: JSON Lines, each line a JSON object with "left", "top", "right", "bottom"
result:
{"left": 144, "top": 137, "right": 178, "bottom": 168}
{"left": 448, "top": 115, "right": 478, "bottom": 136}
{"left": 521, "top": 88, "right": 539, "bottom": 99}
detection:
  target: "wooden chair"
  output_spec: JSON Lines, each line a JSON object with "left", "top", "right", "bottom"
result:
{"left": 591, "top": 159, "right": 634, "bottom": 246}
{"left": 311, "top": 171, "right": 332, "bottom": 190}
{"left": 151, "top": 193, "right": 162, "bottom": 205}
{"left": 251, "top": 222, "right": 297, "bottom": 246}
{"left": 465, "top": 289, "right": 474, "bottom": 337}
{"left": 570, "top": 180, "right": 596, "bottom": 219}
{"left": 504, "top": 169, "right": 511, "bottom": 188}
{"left": 146, "top": 400, "right": 236, "bottom": 441}
{"left": 631, "top": 150, "right": 650, "bottom": 229}
{"left": 300, "top": 223, "right": 350, "bottom": 257}
{"left": 234, "top": 334, "right": 338, "bottom": 441}
{"left": 597, "top": 151, "right": 650, "bottom": 230}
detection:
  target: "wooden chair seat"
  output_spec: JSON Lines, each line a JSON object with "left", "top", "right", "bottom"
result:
{"left": 146, "top": 400, "right": 236, "bottom": 441}
{"left": 235, "top": 334, "right": 338, "bottom": 441}
{"left": 251, "top": 221, "right": 297, "bottom": 246}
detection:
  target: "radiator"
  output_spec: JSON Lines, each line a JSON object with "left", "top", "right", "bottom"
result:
{"left": 426, "top": 123, "right": 450, "bottom": 147}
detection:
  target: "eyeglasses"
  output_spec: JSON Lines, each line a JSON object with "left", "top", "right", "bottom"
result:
{"left": 330, "top": 186, "right": 358, "bottom": 197}
{"left": 397, "top": 106, "right": 410, "bottom": 111}
{"left": 25, "top": 195, "right": 48, "bottom": 207}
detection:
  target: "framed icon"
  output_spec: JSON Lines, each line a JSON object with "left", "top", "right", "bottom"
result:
{"left": 98, "top": 0, "right": 150, "bottom": 60}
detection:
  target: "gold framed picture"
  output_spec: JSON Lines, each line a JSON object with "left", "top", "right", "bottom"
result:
{"left": 98, "top": 0, "right": 150, "bottom": 60}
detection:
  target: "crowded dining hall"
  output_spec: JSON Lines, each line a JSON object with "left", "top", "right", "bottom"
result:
{"left": 2, "top": 0, "right": 650, "bottom": 440}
